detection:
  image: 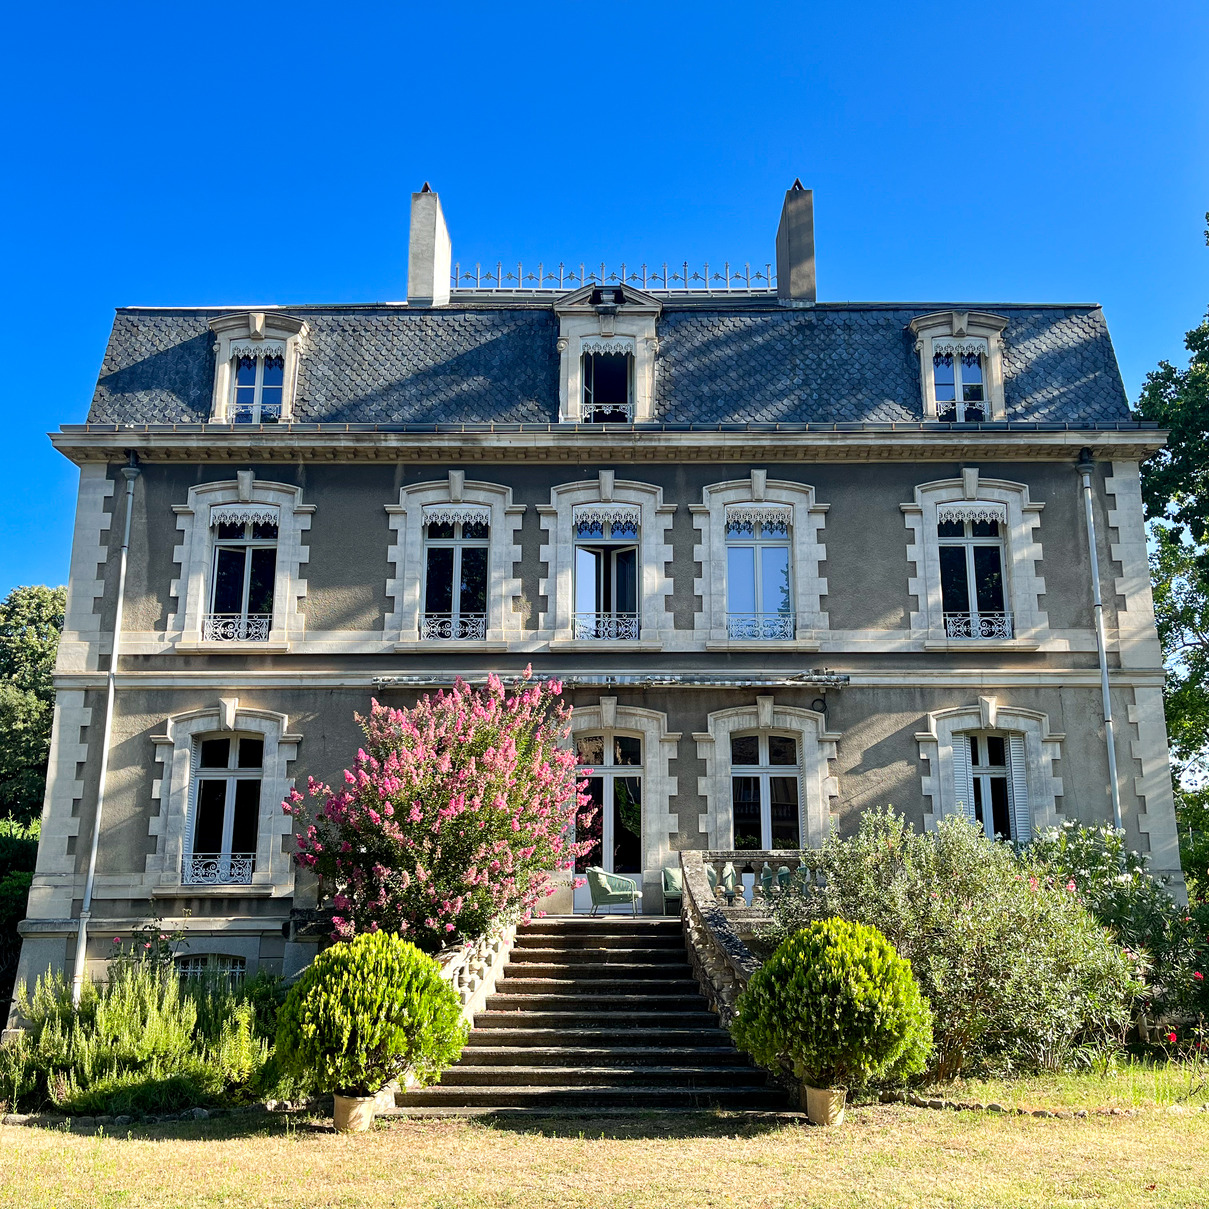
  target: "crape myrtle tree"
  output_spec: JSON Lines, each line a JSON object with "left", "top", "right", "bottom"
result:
{"left": 284, "top": 669, "right": 595, "bottom": 952}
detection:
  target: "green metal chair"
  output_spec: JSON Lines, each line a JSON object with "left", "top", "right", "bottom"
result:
{"left": 720, "top": 861, "right": 738, "bottom": 906}
{"left": 661, "top": 863, "right": 719, "bottom": 914}
{"left": 585, "top": 866, "right": 641, "bottom": 916}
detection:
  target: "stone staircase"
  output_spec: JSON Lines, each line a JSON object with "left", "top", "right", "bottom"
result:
{"left": 397, "top": 916, "right": 786, "bottom": 1114}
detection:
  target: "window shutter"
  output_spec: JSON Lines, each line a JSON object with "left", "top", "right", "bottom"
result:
{"left": 1007, "top": 733, "right": 1031, "bottom": 843}
{"left": 950, "top": 735, "right": 976, "bottom": 823}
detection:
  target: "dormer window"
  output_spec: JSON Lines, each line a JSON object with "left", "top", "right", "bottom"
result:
{"left": 910, "top": 311, "right": 1007, "bottom": 421}
{"left": 232, "top": 349, "right": 286, "bottom": 423}
{"left": 209, "top": 311, "right": 305, "bottom": 423}
{"left": 932, "top": 340, "right": 986, "bottom": 422}
{"left": 582, "top": 340, "right": 635, "bottom": 422}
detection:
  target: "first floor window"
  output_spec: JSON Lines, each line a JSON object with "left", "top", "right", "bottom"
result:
{"left": 574, "top": 732, "right": 642, "bottom": 876}
{"left": 730, "top": 733, "right": 801, "bottom": 850}
{"left": 185, "top": 734, "right": 262, "bottom": 884}
{"left": 232, "top": 352, "right": 285, "bottom": 422}
{"left": 725, "top": 511, "right": 793, "bottom": 639}
{"left": 952, "top": 729, "right": 1030, "bottom": 842}
{"left": 573, "top": 508, "right": 639, "bottom": 639}
{"left": 207, "top": 519, "right": 277, "bottom": 641}
{"left": 939, "top": 517, "right": 1010, "bottom": 638}
{"left": 422, "top": 517, "right": 488, "bottom": 640}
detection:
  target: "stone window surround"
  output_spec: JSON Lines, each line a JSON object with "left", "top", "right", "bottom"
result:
{"left": 537, "top": 472, "right": 675, "bottom": 651}
{"left": 570, "top": 697, "right": 680, "bottom": 896}
{"left": 694, "top": 695, "right": 840, "bottom": 850}
{"left": 902, "top": 469, "right": 1047, "bottom": 650}
{"left": 690, "top": 470, "right": 829, "bottom": 651}
{"left": 147, "top": 698, "right": 301, "bottom": 898}
{"left": 385, "top": 472, "right": 524, "bottom": 651}
{"left": 169, "top": 471, "right": 313, "bottom": 653}
{"left": 908, "top": 310, "right": 1008, "bottom": 420}
{"left": 554, "top": 284, "right": 661, "bottom": 423}
{"left": 916, "top": 696, "right": 1064, "bottom": 836}
{"left": 208, "top": 311, "right": 307, "bottom": 423}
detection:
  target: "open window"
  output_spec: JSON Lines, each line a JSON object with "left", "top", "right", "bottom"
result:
{"left": 185, "top": 733, "right": 263, "bottom": 885}
{"left": 725, "top": 507, "right": 793, "bottom": 639}
{"left": 575, "top": 732, "right": 643, "bottom": 877}
{"left": 582, "top": 346, "right": 634, "bottom": 422}
{"left": 573, "top": 505, "right": 640, "bottom": 640}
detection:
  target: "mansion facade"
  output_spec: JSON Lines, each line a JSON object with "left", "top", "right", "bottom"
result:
{"left": 12, "top": 183, "right": 1182, "bottom": 994}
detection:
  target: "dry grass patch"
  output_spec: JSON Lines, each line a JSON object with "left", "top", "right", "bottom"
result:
{"left": 3, "top": 1107, "right": 1209, "bottom": 1209}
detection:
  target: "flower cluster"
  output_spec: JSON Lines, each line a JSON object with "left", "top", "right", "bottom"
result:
{"left": 284, "top": 669, "right": 595, "bottom": 952}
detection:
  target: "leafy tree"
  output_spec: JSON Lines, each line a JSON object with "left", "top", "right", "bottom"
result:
{"left": 0, "top": 585, "right": 67, "bottom": 823}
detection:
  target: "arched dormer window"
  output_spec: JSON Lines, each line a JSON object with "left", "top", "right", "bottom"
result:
{"left": 909, "top": 311, "right": 1008, "bottom": 421}
{"left": 208, "top": 311, "right": 306, "bottom": 423}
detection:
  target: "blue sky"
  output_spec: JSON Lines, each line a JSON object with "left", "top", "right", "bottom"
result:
{"left": 1, "top": 1, "right": 1206, "bottom": 596}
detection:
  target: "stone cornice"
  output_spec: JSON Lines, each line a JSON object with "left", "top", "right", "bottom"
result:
{"left": 50, "top": 423, "right": 1165, "bottom": 464}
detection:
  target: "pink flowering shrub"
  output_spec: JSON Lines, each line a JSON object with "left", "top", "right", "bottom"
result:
{"left": 284, "top": 671, "right": 594, "bottom": 952}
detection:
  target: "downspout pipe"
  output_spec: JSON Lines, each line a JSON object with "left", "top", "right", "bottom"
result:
{"left": 1076, "top": 449, "right": 1124, "bottom": 832}
{"left": 71, "top": 456, "right": 140, "bottom": 1007}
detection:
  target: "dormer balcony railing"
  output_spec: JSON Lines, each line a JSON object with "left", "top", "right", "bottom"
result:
{"left": 451, "top": 260, "right": 777, "bottom": 295}
{"left": 581, "top": 402, "right": 633, "bottom": 423}
{"left": 203, "top": 613, "right": 272, "bottom": 642}
{"left": 726, "top": 613, "right": 796, "bottom": 640}
{"left": 572, "top": 612, "right": 640, "bottom": 641}
{"left": 944, "top": 611, "right": 1014, "bottom": 640}
{"left": 421, "top": 613, "right": 487, "bottom": 641}
{"left": 231, "top": 402, "right": 282, "bottom": 424}
{"left": 182, "top": 852, "right": 255, "bottom": 886}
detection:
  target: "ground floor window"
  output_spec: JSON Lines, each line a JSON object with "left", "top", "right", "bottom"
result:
{"left": 952, "top": 729, "right": 1029, "bottom": 841}
{"left": 175, "top": 954, "right": 247, "bottom": 988}
{"left": 574, "top": 731, "right": 642, "bottom": 875}
{"left": 730, "top": 733, "right": 801, "bottom": 850}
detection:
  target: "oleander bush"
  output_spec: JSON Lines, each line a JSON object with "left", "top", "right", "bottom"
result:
{"left": 274, "top": 930, "right": 466, "bottom": 1098}
{"left": 763, "top": 809, "right": 1139, "bottom": 1078}
{"left": 732, "top": 918, "right": 932, "bottom": 1089}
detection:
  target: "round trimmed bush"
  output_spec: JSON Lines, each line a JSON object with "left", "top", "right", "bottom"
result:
{"left": 275, "top": 931, "right": 467, "bottom": 1097}
{"left": 732, "top": 918, "right": 933, "bottom": 1089}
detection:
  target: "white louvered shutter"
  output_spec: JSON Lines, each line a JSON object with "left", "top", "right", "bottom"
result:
{"left": 951, "top": 735, "right": 977, "bottom": 824}
{"left": 1007, "top": 733, "right": 1031, "bottom": 843}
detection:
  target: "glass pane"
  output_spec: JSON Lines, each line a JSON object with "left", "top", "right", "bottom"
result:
{"left": 986, "top": 735, "right": 1006, "bottom": 766}
{"left": 972, "top": 520, "right": 999, "bottom": 539}
{"left": 726, "top": 516, "right": 755, "bottom": 539}
{"left": 237, "top": 737, "right": 264, "bottom": 769}
{"left": 230, "top": 779, "right": 260, "bottom": 853}
{"left": 251, "top": 522, "right": 278, "bottom": 540}
{"left": 426, "top": 521, "right": 455, "bottom": 540}
{"left": 212, "top": 548, "right": 246, "bottom": 614}
{"left": 972, "top": 546, "right": 1005, "bottom": 613}
{"left": 575, "top": 517, "right": 605, "bottom": 541}
{"left": 969, "top": 734, "right": 980, "bottom": 766}
{"left": 589, "top": 353, "right": 629, "bottom": 405}
{"left": 613, "top": 547, "right": 638, "bottom": 613}
{"left": 609, "top": 518, "right": 639, "bottom": 541}
{"left": 760, "top": 518, "right": 789, "bottom": 540}
{"left": 247, "top": 547, "right": 277, "bottom": 615}
{"left": 234, "top": 386, "right": 255, "bottom": 408}
{"left": 937, "top": 520, "right": 964, "bottom": 538}
{"left": 962, "top": 402, "right": 985, "bottom": 422}
{"left": 769, "top": 776, "right": 800, "bottom": 849}
{"left": 259, "top": 386, "right": 283, "bottom": 414}
{"left": 760, "top": 546, "right": 792, "bottom": 615}
{"left": 261, "top": 356, "right": 284, "bottom": 386}
{"left": 961, "top": 354, "right": 984, "bottom": 402}
{"left": 732, "top": 776, "right": 761, "bottom": 849}
{"left": 730, "top": 735, "right": 760, "bottom": 766}
{"left": 989, "top": 778, "right": 1012, "bottom": 839}
{"left": 575, "top": 547, "right": 601, "bottom": 614}
{"left": 939, "top": 546, "right": 971, "bottom": 614}
{"left": 932, "top": 353, "right": 956, "bottom": 401}
{"left": 612, "top": 776, "right": 642, "bottom": 873}
{"left": 462, "top": 520, "right": 489, "bottom": 540}
{"left": 216, "top": 522, "right": 245, "bottom": 541}
{"left": 193, "top": 780, "right": 227, "bottom": 853}
{"left": 613, "top": 736, "right": 642, "bottom": 766}
{"left": 425, "top": 548, "right": 454, "bottom": 613}
{"left": 726, "top": 546, "right": 756, "bottom": 614}
{"left": 972, "top": 776, "right": 984, "bottom": 825}
{"left": 575, "top": 777, "right": 604, "bottom": 872}
{"left": 576, "top": 735, "right": 605, "bottom": 767}
{"left": 199, "top": 738, "right": 231, "bottom": 769}
{"left": 769, "top": 736, "right": 797, "bottom": 766}
{"left": 235, "top": 357, "right": 257, "bottom": 385}
{"left": 459, "top": 547, "right": 488, "bottom": 614}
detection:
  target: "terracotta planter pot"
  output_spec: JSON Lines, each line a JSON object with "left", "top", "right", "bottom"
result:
{"left": 332, "top": 1093, "right": 377, "bottom": 1133}
{"left": 802, "top": 1084, "right": 847, "bottom": 1126}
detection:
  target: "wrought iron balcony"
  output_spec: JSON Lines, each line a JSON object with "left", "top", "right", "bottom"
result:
{"left": 726, "top": 613, "right": 795, "bottom": 640}
{"left": 572, "top": 612, "right": 640, "bottom": 641}
{"left": 231, "top": 403, "right": 282, "bottom": 423}
{"left": 203, "top": 613, "right": 272, "bottom": 642}
{"left": 182, "top": 852, "right": 255, "bottom": 886}
{"left": 580, "top": 401, "right": 633, "bottom": 423}
{"left": 944, "top": 611, "right": 1013, "bottom": 639}
{"left": 421, "top": 613, "right": 487, "bottom": 641}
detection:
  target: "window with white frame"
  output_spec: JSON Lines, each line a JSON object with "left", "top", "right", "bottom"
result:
{"left": 937, "top": 507, "right": 1010, "bottom": 639}
{"left": 909, "top": 312, "right": 1007, "bottom": 421}
{"left": 932, "top": 339, "right": 987, "bottom": 422}
{"left": 208, "top": 312, "right": 305, "bottom": 423}
{"left": 725, "top": 506, "right": 793, "bottom": 639}
{"left": 573, "top": 505, "right": 640, "bottom": 640}
{"left": 581, "top": 344, "right": 634, "bottom": 423}
{"left": 231, "top": 348, "right": 286, "bottom": 423}
{"left": 730, "top": 733, "right": 801, "bottom": 850}
{"left": 575, "top": 732, "right": 643, "bottom": 876}
{"left": 176, "top": 953, "right": 247, "bottom": 987}
{"left": 206, "top": 504, "right": 279, "bottom": 642}
{"left": 951, "top": 729, "right": 1030, "bottom": 841}
{"left": 185, "top": 733, "right": 263, "bottom": 885}
{"left": 421, "top": 506, "right": 489, "bottom": 641}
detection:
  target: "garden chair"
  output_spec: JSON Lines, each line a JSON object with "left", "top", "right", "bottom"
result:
{"left": 720, "top": 861, "right": 738, "bottom": 906}
{"left": 585, "top": 866, "right": 641, "bottom": 916}
{"left": 661, "top": 864, "right": 719, "bottom": 914}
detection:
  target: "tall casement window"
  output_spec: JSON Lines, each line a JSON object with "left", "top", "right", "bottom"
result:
{"left": 422, "top": 506, "right": 489, "bottom": 641}
{"left": 938, "top": 506, "right": 1010, "bottom": 639}
{"left": 231, "top": 350, "right": 285, "bottom": 423}
{"left": 725, "top": 506, "right": 793, "bottom": 639}
{"left": 581, "top": 340, "right": 635, "bottom": 422}
{"left": 185, "top": 733, "right": 263, "bottom": 885}
{"left": 575, "top": 732, "right": 643, "bottom": 878}
{"left": 206, "top": 504, "right": 279, "bottom": 642}
{"left": 932, "top": 339, "right": 987, "bottom": 422}
{"left": 730, "top": 733, "right": 801, "bottom": 850}
{"left": 951, "top": 729, "right": 1030, "bottom": 842}
{"left": 573, "top": 505, "right": 640, "bottom": 640}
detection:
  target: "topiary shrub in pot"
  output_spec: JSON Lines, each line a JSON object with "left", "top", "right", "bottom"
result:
{"left": 732, "top": 918, "right": 933, "bottom": 1125}
{"left": 275, "top": 931, "right": 467, "bottom": 1132}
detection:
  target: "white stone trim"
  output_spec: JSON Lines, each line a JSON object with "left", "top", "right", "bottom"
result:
{"left": 167, "top": 473, "right": 313, "bottom": 649}
{"left": 691, "top": 474, "right": 829, "bottom": 644}
{"left": 916, "top": 698, "right": 1064, "bottom": 833}
{"left": 147, "top": 702, "right": 301, "bottom": 896}
{"left": 385, "top": 475, "right": 524, "bottom": 644}
{"left": 421, "top": 503, "right": 492, "bottom": 527}
{"left": 1127, "top": 688, "right": 1185, "bottom": 891}
{"left": 570, "top": 698, "right": 680, "bottom": 894}
{"left": 56, "top": 464, "right": 116, "bottom": 674}
{"left": 909, "top": 311, "right": 1008, "bottom": 420}
{"left": 210, "top": 503, "right": 281, "bottom": 528}
{"left": 538, "top": 475, "right": 675, "bottom": 643}
{"left": 1105, "top": 460, "right": 1164, "bottom": 668}
{"left": 208, "top": 312, "right": 306, "bottom": 423}
{"left": 902, "top": 472, "right": 1047, "bottom": 644}
{"left": 693, "top": 696, "right": 839, "bottom": 849}
{"left": 936, "top": 502, "right": 1007, "bottom": 526}
{"left": 580, "top": 335, "right": 636, "bottom": 357}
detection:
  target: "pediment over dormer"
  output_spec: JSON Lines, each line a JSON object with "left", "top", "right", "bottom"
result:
{"left": 553, "top": 281, "right": 663, "bottom": 316}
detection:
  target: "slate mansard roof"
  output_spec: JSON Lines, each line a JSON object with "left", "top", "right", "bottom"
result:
{"left": 86, "top": 300, "right": 1131, "bottom": 428}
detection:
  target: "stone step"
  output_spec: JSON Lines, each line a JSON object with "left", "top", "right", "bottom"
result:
{"left": 474, "top": 1010, "right": 720, "bottom": 1030}
{"left": 437, "top": 1064, "right": 768, "bottom": 1088}
{"left": 500, "top": 962, "right": 694, "bottom": 982}
{"left": 456, "top": 1045, "right": 754, "bottom": 1068}
{"left": 493, "top": 977, "right": 702, "bottom": 996}
{"left": 507, "top": 947, "right": 689, "bottom": 965}
{"left": 510, "top": 933, "right": 686, "bottom": 952}
{"left": 486, "top": 993, "right": 708, "bottom": 1013}
{"left": 464, "top": 1027, "right": 735, "bottom": 1048}
{"left": 399, "top": 1084, "right": 786, "bottom": 1110}
{"left": 522, "top": 919, "right": 682, "bottom": 932}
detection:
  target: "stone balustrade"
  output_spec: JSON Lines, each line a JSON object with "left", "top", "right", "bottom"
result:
{"left": 434, "top": 920, "right": 517, "bottom": 1027}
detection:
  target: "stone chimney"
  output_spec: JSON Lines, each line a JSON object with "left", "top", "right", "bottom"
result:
{"left": 775, "top": 179, "right": 816, "bottom": 305}
{"left": 407, "top": 183, "right": 452, "bottom": 307}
